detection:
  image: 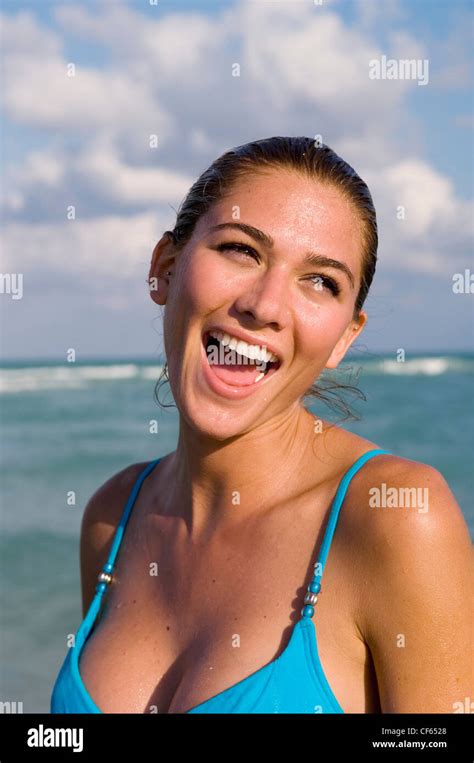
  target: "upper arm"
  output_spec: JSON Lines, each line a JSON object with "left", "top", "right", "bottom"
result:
{"left": 79, "top": 462, "right": 149, "bottom": 618}
{"left": 353, "top": 457, "right": 473, "bottom": 713}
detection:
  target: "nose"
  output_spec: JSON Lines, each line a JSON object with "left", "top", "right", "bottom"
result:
{"left": 233, "top": 267, "right": 290, "bottom": 330}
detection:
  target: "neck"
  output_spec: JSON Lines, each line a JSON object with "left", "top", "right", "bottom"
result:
{"left": 165, "top": 404, "right": 319, "bottom": 538}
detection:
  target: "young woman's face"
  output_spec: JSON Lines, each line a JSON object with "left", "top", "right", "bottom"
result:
{"left": 151, "top": 170, "right": 367, "bottom": 440}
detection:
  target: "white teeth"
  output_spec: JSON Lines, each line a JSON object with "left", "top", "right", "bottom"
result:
{"left": 235, "top": 340, "right": 247, "bottom": 357}
{"left": 208, "top": 330, "right": 278, "bottom": 364}
{"left": 254, "top": 372, "right": 265, "bottom": 383}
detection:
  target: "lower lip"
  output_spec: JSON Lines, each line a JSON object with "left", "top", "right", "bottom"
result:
{"left": 199, "top": 335, "right": 280, "bottom": 400}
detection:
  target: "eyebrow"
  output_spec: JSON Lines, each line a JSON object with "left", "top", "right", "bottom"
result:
{"left": 208, "top": 222, "right": 355, "bottom": 289}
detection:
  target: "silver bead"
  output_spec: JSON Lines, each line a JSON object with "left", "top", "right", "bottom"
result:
{"left": 98, "top": 571, "right": 113, "bottom": 585}
{"left": 304, "top": 592, "right": 319, "bottom": 606}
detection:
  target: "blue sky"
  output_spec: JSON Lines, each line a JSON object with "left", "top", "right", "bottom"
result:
{"left": 1, "top": 0, "right": 473, "bottom": 359}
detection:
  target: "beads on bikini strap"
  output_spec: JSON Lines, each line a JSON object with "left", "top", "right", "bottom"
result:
{"left": 95, "top": 562, "right": 114, "bottom": 594}
{"left": 301, "top": 572, "right": 321, "bottom": 619}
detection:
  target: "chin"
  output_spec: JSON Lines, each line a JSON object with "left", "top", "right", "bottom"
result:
{"left": 176, "top": 390, "right": 259, "bottom": 442}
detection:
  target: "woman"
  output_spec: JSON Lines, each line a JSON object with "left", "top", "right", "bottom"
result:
{"left": 51, "top": 137, "right": 472, "bottom": 714}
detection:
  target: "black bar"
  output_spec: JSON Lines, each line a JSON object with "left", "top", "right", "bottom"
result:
{"left": 0, "top": 712, "right": 471, "bottom": 761}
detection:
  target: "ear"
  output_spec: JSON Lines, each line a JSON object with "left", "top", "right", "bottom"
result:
{"left": 325, "top": 311, "right": 367, "bottom": 369}
{"left": 148, "top": 231, "right": 176, "bottom": 306}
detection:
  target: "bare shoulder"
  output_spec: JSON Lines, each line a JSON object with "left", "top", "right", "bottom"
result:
{"left": 79, "top": 460, "right": 155, "bottom": 617}
{"left": 341, "top": 451, "right": 473, "bottom": 712}
{"left": 313, "top": 421, "right": 469, "bottom": 553}
{"left": 343, "top": 450, "right": 471, "bottom": 546}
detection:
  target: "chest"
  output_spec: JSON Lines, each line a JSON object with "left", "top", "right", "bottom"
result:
{"left": 78, "top": 495, "right": 380, "bottom": 713}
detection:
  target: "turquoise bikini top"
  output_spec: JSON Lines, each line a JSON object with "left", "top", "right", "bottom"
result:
{"left": 50, "top": 448, "right": 390, "bottom": 714}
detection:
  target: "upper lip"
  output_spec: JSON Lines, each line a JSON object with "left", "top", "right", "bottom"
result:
{"left": 203, "top": 325, "right": 283, "bottom": 364}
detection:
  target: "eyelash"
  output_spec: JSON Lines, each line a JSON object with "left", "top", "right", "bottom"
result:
{"left": 215, "top": 242, "right": 341, "bottom": 296}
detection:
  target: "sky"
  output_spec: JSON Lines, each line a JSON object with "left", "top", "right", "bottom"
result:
{"left": 1, "top": 0, "right": 473, "bottom": 360}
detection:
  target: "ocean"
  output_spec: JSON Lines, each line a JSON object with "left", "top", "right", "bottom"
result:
{"left": 1, "top": 353, "right": 473, "bottom": 712}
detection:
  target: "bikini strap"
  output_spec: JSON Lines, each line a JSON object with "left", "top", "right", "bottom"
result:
{"left": 94, "top": 457, "right": 162, "bottom": 597}
{"left": 301, "top": 448, "right": 392, "bottom": 620}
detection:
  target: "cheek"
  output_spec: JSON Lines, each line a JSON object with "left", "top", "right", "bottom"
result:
{"left": 163, "top": 255, "right": 201, "bottom": 331}
{"left": 163, "top": 252, "right": 231, "bottom": 353}
{"left": 179, "top": 251, "right": 236, "bottom": 314}
{"left": 295, "top": 299, "right": 352, "bottom": 361}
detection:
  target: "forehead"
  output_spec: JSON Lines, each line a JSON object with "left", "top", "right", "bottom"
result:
{"left": 195, "top": 169, "right": 363, "bottom": 272}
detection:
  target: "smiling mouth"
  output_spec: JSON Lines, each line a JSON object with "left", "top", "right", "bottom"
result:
{"left": 202, "top": 331, "right": 281, "bottom": 387}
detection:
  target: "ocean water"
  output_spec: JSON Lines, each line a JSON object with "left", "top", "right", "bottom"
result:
{"left": 0, "top": 353, "right": 473, "bottom": 712}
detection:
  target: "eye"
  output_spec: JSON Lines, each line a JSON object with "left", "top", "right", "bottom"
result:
{"left": 307, "top": 274, "right": 340, "bottom": 296}
{"left": 214, "top": 243, "right": 340, "bottom": 296}
{"left": 215, "top": 241, "right": 260, "bottom": 261}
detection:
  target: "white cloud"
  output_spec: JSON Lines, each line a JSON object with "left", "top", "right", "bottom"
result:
{"left": 1, "top": 0, "right": 472, "bottom": 288}
{"left": 2, "top": 139, "right": 193, "bottom": 212}
{"left": 4, "top": 55, "right": 172, "bottom": 132}
{"left": 12, "top": 151, "right": 65, "bottom": 188}
{"left": 74, "top": 140, "right": 193, "bottom": 205}
{"left": 1, "top": 10, "right": 62, "bottom": 56}
{"left": 364, "top": 159, "right": 473, "bottom": 274}
{"left": 1, "top": 212, "right": 163, "bottom": 281}
{"left": 2, "top": 9, "right": 172, "bottom": 134}
{"left": 3, "top": 1, "right": 418, "bottom": 153}
{"left": 382, "top": 159, "right": 457, "bottom": 236}
{"left": 54, "top": 3, "right": 226, "bottom": 78}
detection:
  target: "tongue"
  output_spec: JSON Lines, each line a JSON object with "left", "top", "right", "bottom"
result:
{"left": 209, "top": 360, "right": 263, "bottom": 387}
